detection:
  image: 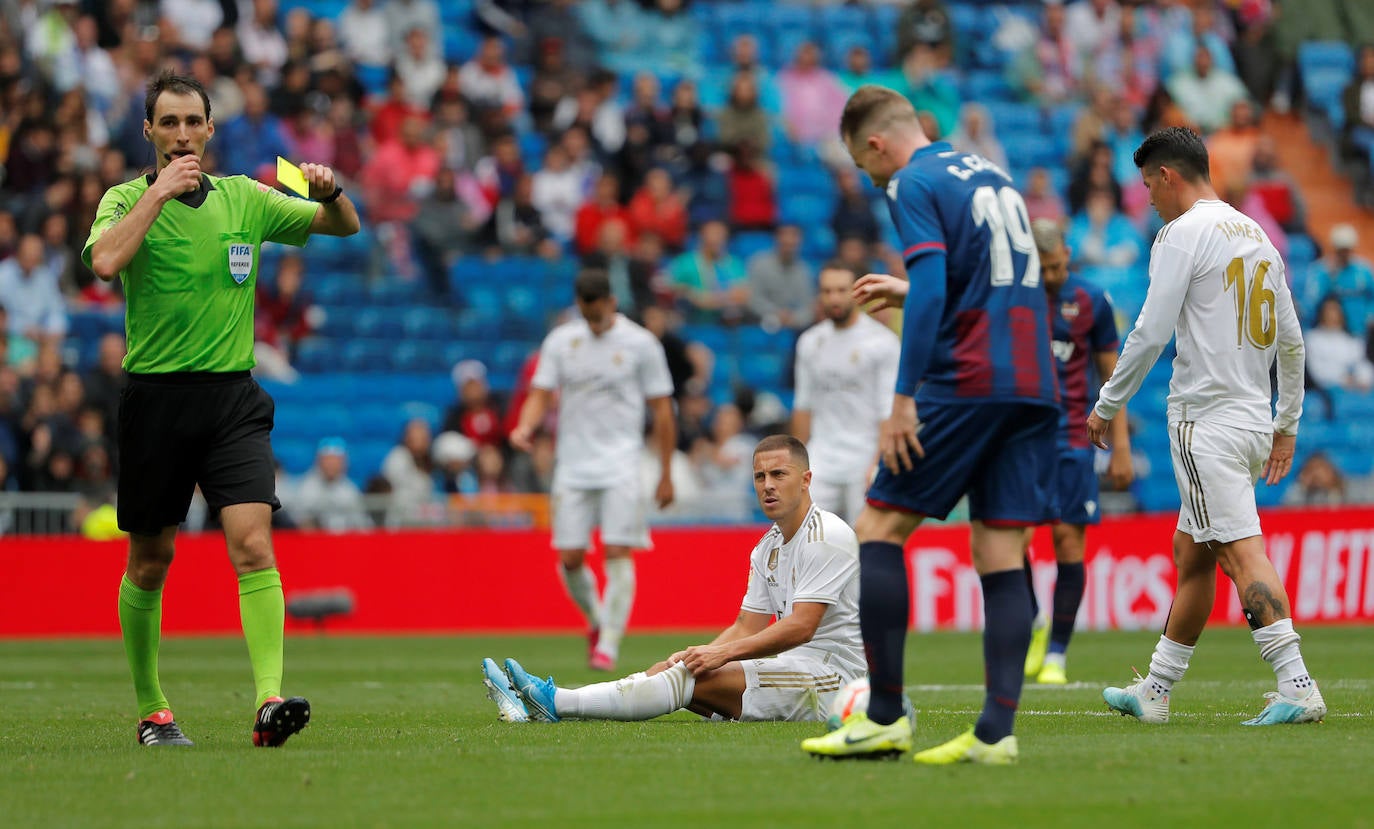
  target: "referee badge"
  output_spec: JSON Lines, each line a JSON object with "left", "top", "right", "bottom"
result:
{"left": 228, "top": 243, "right": 254, "bottom": 284}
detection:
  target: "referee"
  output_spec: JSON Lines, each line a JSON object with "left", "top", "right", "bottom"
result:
{"left": 82, "top": 70, "right": 360, "bottom": 748}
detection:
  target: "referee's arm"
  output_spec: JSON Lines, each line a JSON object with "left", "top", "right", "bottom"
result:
{"left": 89, "top": 156, "right": 203, "bottom": 280}
{"left": 301, "top": 162, "right": 361, "bottom": 237}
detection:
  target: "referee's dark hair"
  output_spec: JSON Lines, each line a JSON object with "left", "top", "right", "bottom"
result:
{"left": 145, "top": 69, "right": 212, "bottom": 123}
{"left": 1133, "top": 126, "right": 1210, "bottom": 182}
{"left": 753, "top": 434, "right": 810, "bottom": 470}
{"left": 574, "top": 268, "right": 612, "bottom": 302}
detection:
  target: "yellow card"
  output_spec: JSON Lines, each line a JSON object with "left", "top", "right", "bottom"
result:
{"left": 276, "top": 156, "right": 309, "bottom": 197}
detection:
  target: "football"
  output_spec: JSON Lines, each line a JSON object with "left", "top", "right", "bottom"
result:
{"left": 826, "top": 677, "right": 871, "bottom": 731}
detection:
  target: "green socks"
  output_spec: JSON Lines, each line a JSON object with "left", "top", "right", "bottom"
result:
{"left": 238, "top": 568, "right": 286, "bottom": 708}
{"left": 119, "top": 575, "right": 170, "bottom": 719}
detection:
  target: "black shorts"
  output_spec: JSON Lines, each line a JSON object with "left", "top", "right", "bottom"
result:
{"left": 117, "top": 371, "right": 280, "bottom": 535}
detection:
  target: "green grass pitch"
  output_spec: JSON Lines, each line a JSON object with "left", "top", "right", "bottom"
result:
{"left": 2, "top": 627, "right": 1371, "bottom": 829}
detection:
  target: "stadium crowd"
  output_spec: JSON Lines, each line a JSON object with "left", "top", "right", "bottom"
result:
{"left": 3, "top": 0, "right": 1374, "bottom": 533}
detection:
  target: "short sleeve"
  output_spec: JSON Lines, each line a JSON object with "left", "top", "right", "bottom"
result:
{"left": 1089, "top": 288, "right": 1120, "bottom": 352}
{"left": 792, "top": 540, "right": 858, "bottom": 605}
{"left": 530, "top": 332, "right": 561, "bottom": 391}
{"left": 253, "top": 181, "right": 318, "bottom": 247}
{"left": 890, "top": 173, "right": 946, "bottom": 267}
{"left": 81, "top": 186, "right": 132, "bottom": 271}
{"left": 637, "top": 335, "right": 674, "bottom": 399}
{"left": 740, "top": 558, "right": 772, "bottom": 614}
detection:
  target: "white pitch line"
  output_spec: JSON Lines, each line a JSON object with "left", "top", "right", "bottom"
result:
{"left": 917, "top": 708, "right": 1364, "bottom": 719}
{"left": 907, "top": 679, "right": 1374, "bottom": 693}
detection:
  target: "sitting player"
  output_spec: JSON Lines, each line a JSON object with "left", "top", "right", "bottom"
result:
{"left": 481, "top": 435, "right": 864, "bottom": 723}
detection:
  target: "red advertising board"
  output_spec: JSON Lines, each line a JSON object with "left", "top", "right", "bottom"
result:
{"left": 2, "top": 507, "right": 1371, "bottom": 637}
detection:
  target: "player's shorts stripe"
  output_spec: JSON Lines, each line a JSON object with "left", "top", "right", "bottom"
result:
{"left": 1177, "top": 422, "right": 1210, "bottom": 530}
{"left": 903, "top": 241, "right": 946, "bottom": 258}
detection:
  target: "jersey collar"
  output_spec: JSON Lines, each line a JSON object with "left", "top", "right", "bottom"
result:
{"left": 910, "top": 141, "right": 954, "bottom": 161}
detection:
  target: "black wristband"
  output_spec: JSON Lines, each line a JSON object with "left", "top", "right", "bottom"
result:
{"left": 317, "top": 186, "right": 344, "bottom": 204}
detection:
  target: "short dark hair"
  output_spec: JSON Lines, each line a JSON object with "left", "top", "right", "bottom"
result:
{"left": 145, "top": 70, "right": 211, "bottom": 123}
{"left": 753, "top": 434, "right": 809, "bottom": 469}
{"left": 1133, "top": 126, "right": 1210, "bottom": 182}
{"left": 818, "top": 260, "right": 860, "bottom": 282}
{"left": 574, "top": 269, "right": 612, "bottom": 302}
{"left": 839, "top": 84, "right": 917, "bottom": 143}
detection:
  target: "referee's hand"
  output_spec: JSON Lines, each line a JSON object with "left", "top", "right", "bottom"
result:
{"left": 300, "top": 162, "right": 339, "bottom": 201}
{"left": 153, "top": 154, "right": 202, "bottom": 199}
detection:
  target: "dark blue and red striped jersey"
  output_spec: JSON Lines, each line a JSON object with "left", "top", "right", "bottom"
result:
{"left": 886, "top": 141, "right": 1059, "bottom": 408}
{"left": 1050, "top": 274, "right": 1120, "bottom": 449}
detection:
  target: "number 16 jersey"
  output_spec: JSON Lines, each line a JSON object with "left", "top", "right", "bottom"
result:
{"left": 1094, "top": 199, "right": 1305, "bottom": 435}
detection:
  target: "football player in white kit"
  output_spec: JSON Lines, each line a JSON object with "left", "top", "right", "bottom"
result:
{"left": 510, "top": 270, "right": 677, "bottom": 672}
{"left": 1086, "top": 127, "right": 1324, "bottom": 725}
{"left": 481, "top": 435, "right": 865, "bottom": 724}
{"left": 792, "top": 261, "right": 900, "bottom": 522}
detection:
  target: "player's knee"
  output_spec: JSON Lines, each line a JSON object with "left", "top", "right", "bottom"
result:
{"left": 558, "top": 549, "right": 587, "bottom": 569}
{"left": 228, "top": 529, "right": 275, "bottom": 573}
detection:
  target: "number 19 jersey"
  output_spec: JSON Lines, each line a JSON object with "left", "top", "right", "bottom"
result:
{"left": 1094, "top": 199, "right": 1305, "bottom": 435}
{"left": 887, "top": 141, "right": 1058, "bottom": 407}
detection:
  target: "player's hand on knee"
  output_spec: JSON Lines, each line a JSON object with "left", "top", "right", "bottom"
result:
{"left": 853, "top": 273, "right": 908, "bottom": 312}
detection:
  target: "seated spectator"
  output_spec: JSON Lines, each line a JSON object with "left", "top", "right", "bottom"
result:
{"left": 678, "top": 142, "right": 730, "bottom": 229}
{"left": 832, "top": 168, "right": 881, "bottom": 245}
{"left": 575, "top": 173, "right": 632, "bottom": 257}
{"left": 641, "top": 304, "right": 695, "bottom": 396}
{"left": 716, "top": 72, "right": 771, "bottom": 155}
{"left": 1306, "top": 296, "right": 1374, "bottom": 393}
{"left": 667, "top": 219, "right": 749, "bottom": 325}
{"left": 1249, "top": 136, "right": 1307, "bottom": 234}
{"left": 623, "top": 72, "right": 675, "bottom": 153}
{"left": 471, "top": 131, "right": 526, "bottom": 218}
{"left": 238, "top": 0, "right": 289, "bottom": 86}
{"left": 360, "top": 114, "right": 440, "bottom": 278}
{"left": 901, "top": 46, "right": 961, "bottom": 140}
{"left": 1067, "top": 140, "right": 1124, "bottom": 216}
{"left": 268, "top": 60, "right": 313, "bottom": 119}
{"left": 725, "top": 33, "right": 780, "bottom": 109}
{"left": 82, "top": 333, "right": 125, "bottom": 441}
{"left": 578, "top": 0, "right": 646, "bottom": 75}
{"left": 395, "top": 27, "right": 446, "bottom": 109}
{"left": 507, "top": 431, "right": 555, "bottom": 494}
{"left": 0, "top": 235, "right": 67, "bottom": 349}
{"left": 215, "top": 81, "right": 289, "bottom": 178}
{"left": 339, "top": 0, "right": 392, "bottom": 70}
{"left": 1297, "top": 224, "right": 1374, "bottom": 323}
{"left": 1010, "top": 0, "right": 1081, "bottom": 104}
{"left": 627, "top": 167, "right": 688, "bottom": 252}
{"left": 528, "top": 39, "right": 578, "bottom": 138}
{"left": 442, "top": 359, "right": 507, "bottom": 449}
{"left": 1282, "top": 453, "right": 1374, "bottom": 507}
{"left": 583, "top": 219, "right": 654, "bottom": 318}
{"left": 947, "top": 103, "right": 1008, "bottom": 171}
{"left": 433, "top": 430, "right": 478, "bottom": 495}
{"left": 459, "top": 35, "right": 525, "bottom": 122}
{"left": 725, "top": 140, "right": 777, "bottom": 231}
{"left": 1065, "top": 0, "right": 1121, "bottom": 60}
{"left": 385, "top": 0, "right": 441, "bottom": 60}
{"left": 1207, "top": 100, "right": 1261, "bottom": 197}
{"left": 665, "top": 80, "right": 704, "bottom": 160}
{"left": 1090, "top": 3, "right": 1159, "bottom": 111}
{"left": 689, "top": 403, "right": 755, "bottom": 521}
{"left": 474, "top": 443, "right": 512, "bottom": 494}
{"left": 531, "top": 144, "right": 587, "bottom": 243}
{"left": 896, "top": 0, "right": 954, "bottom": 67}
{"left": 746, "top": 224, "right": 815, "bottom": 332}
{"left": 281, "top": 107, "right": 334, "bottom": 170}
{"left": 478, "top": 173, "right": 559, "bottom": 259}
{"left": 1166, "top": 45, "right": 1249, "bottom": 134}
{"left": 412, "top": 167, "right": 477, "bottom": 303}
{"left": 559, "top": 124, "right": 603, "bottom": 196}
{"left": 1341, "top": 45, "right": 1374, "bottom": 164}
{"left": 1066, "top": 187, "right": 1143, "bottom": 269}
{"left": 778, "top": 41, "right": 847, "bottom": 147}
{"left": 382, "top": 417, "right": 439, "bottom": 524}
{"left": 253, "top": 253, "right": 319, "bottom": 383}
{"left": 1104, "top": 94, "right": 1145, "bottom": 186}
{"left": 642, "top": 0, "right": 699, "bottom": 78}
{"left": 366, "top": 72, "right": 430, "bottom": 146}
{"left": 294, "top": 437, "right": 372, "bottom": 532}
{"left": 522, "top": 0, "right": 596, "bottom": 73}
{"left": 1161, "top": 0, "right": 1236, "bottom": 80}
{"left": 1023, "top": 167, "right": 1067, "bottom": 225}
{"left": 837, "top": 44, "right": 903, "bottom": 95}
{"left": 1223, "top": 178, "right": 1288, "bottom": 261}
{"left": 552, "top": 69, "right": 626, "bottom": 157}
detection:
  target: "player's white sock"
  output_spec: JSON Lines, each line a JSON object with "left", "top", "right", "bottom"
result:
{"left": 596, "top": 557, "right": 636, "bottom": 660}
{"left": 1252, "top": 618, "right": 1316, "bottom": 698}
{"left": 552, "top": 662, "right": 694, "bottom": 720}
{"left": 558, "top": 563, "right": 600, "bottom": 629}
{"left": 1146, "top": 635, "right": 1194, "bottom": 691}
{"left": 1042, "top": 651, "right": 1066, "bottom": 671}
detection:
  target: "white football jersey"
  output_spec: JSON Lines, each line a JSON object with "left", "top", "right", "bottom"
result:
{"left": 532, "top": 313, "right": 674, "bottom": 488}
{"left": 1095, "top": 199, "right": 1304, "bottom": 434}
{"left": 740, "top": 506, "right": 864, "bottom": 676}
{"left": 793, "top": 314, "right": 901, "bottom": 480}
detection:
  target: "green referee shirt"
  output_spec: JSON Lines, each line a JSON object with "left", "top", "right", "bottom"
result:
{"left": 81, "top": 173, "right": 319, "bottom": 374}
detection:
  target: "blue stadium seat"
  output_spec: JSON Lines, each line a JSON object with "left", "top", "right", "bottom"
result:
{"left": 777, "top": 165, "right": 836, "bottom": 199}
{"left": 1298, "top": 41, "right": 1355, "bottom": 74}
{"left": 402, "top": 307, "right": 455, "bottom": 340}
{"left": 738, "top": 350, "right": 787, "bottom": 389}
{"left": 801, "top": 226, "right": 836, "bottom": 260}
{"left": 732, "top": 230, "right": 774, "bottom": 261}
{"left": 963, "top": 70, "right": 1015, "bottom": 103}
{"left": 295, "top": 338, "right": 339, "bottom": 373}
{"left": 779, "top": 194, "right": 832, "bottom": 228}
{"left": 823, "top": 27, "right": 874, "bottom": 70}
{"left": 453, "top": 309, "right": 502, "bottom": 340}
{"left": 393, "top": 341, "right": 446, "bottom": 373}
{"left": 354, "top": 63, "right": 390, "bottom": 96}
{"left": 341, "top": 339, "right": 392, "bottom": 372}
{"left": 444, "top": 28, "right": 478, "bottom": 64}
{"left": 348, "top": 439, "right": 394, "bottom": 482}
{"left": 275, "top": 439, "right": 316, "bottom": 476}
{"left": 352, "top": 308, "right": 404, "bottom": 339}
{"left": 352, "top": 402, "right": 402, "bottom": 438}
{"left": 985, "top": 102, "right": 1044, "bottom": 135}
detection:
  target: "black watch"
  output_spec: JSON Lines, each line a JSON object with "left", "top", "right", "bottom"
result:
{"left": 318, "top": 186, "right": 344, "bottom": 204}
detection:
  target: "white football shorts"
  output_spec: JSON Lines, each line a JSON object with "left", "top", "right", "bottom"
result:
{"left": 1169, "top": 420, "right": 1269, "bottom": 544}
{"left": 551, "top": 476, "right": 650, "bottom": 551}
{"left": 808, "top": 473, "right": 870, "bottom": 525}
{"left": 739, "top": 650, "right": 856, "bottom": 722}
